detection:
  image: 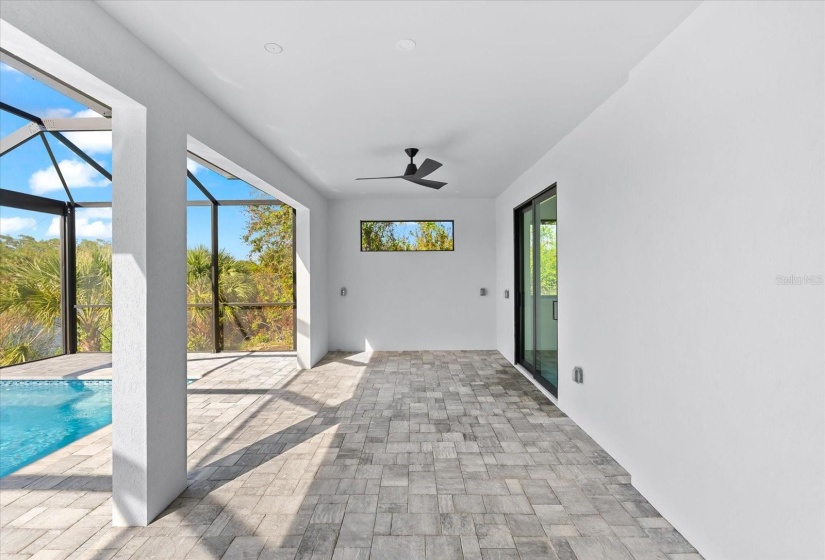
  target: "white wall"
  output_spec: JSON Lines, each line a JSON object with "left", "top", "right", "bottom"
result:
{"left": 329, "top": 198, "right": 496, "bottom": 351}
{"left": 496, "top": 2, "right": 824, "bottom": 559}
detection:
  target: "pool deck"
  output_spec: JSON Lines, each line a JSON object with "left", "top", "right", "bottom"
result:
{"left": 0, "top": 352, "right": 298, "bottom": 381}
{"left": 0, "top": 351, "right": 702, "bottom": 559}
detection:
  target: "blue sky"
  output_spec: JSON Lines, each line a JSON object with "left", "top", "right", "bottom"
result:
{"left": 0, "top": 62, "right": 275, "bottom": 259}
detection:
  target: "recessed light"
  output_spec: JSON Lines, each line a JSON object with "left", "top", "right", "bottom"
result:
{"left": 396, "top": 39, "right": 416, "bottom": 52}
{"left": 264, "top": 43, "right": 283, "bottom": 54}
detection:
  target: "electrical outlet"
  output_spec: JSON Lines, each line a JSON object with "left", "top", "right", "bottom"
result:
{"left": 480, "top": 288, "right": 487, "bottom": 296}
{"left": 504, "top": 289, "right": 510, "bottom": 299}
{"left": 340, "top": 287, "right": 347, "bottom": 296}
{"left": 573, "top": 366, "right": 583, "bottom": 384}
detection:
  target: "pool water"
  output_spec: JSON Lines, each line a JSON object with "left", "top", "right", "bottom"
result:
{"left": 0, "top": 380, "right": 113, "bottom": 477}
{"left": 0, "top": 379, "right": 196, "bottom": 477}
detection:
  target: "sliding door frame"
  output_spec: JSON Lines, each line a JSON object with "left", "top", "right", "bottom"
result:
{"left": 514, "top": 183, "right": 558, "bottom": 397}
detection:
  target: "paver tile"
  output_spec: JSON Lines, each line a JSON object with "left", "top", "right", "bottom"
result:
{"left": 0, "top": 352, "right": 701, "bottom": 560}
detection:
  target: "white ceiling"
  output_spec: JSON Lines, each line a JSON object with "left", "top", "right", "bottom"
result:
{"left": 98, "top": 1, "right": 699, "bottom": 199}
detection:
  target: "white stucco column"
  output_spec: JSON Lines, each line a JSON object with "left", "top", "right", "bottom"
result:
{"left": 295, "top": 206, "right": 312, "bottom": 369}
{"left": 111, "top": 106, "right": 188, "bottom": 526}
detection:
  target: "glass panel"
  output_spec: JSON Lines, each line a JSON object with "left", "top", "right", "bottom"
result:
{"left": 187, "top": 206, "right": 213, "bottom": 350}
{"left": 186, "top": 175, "right": 209, "bottom": 202}
{"left": 0, "top": 109, "right": 30, "bottom": 140}
{"left": 2, "top": 59, "right": 113, "bottom": 358}
{"left": 520, "top": 207, "right": 534, "bottom": 368}
{"left": 0, "top": 62, "right": 90, "bottom": 118}
{"left": 75, "top": 305, "right": 111, "bottom": 352}
{"left": 187, "top": 306, "right": 213, "bottom": 352}
{"left": 0, "top": 206, "right": 63, "bottom": 364}
{"left": 187, "top": 206, "right": 213, "bottom": 305}
{"left": 75, "top": 208, "right": 112, "bottom": 352}
{"left": 361, "top": 221, "right": 454, "bottom": 251}
{"left": 2, "top": 64, "right": 112, "bottom": 204}
{"left": 221, "top": 305, "right": 294, "bottom": 351}
{"left": 48, "top": 138, "right": 112, "bottom": 203}
{"left": 0, "top": 134, "right": 73, "bottom": 201}
{"left": 188, "top": 158, "right": 274, "bottom": 201}
{"left": 185, "top": 158, "right": 294, "bottom": 353}
{"left": 536, "top": 194, "right": 558, "bottom": 390}
{"left": 219, "top": 204, "right": 294, "bottom": 350}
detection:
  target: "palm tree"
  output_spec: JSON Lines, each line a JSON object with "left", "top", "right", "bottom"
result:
{"left": 0, "top": 237, "right": 62, "bottom": 365}
{"left": 1, "top": 234, "right": 285, "bottom": 363}
{"left": 76, "top": 240, "right": 113, "bottom": 352}
{"left": 186, "top": 245, "right": 257, "bottom": 349}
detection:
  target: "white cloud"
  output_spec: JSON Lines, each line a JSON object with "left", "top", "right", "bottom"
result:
{"left": 0, "top": 216, "right": 37, "bottom": 235}
{"left": 65, "top": 109, "right": 111, "bottom": 154}
{"left": 29, "top": 159, "right": 110, "bottom": 195}
{"left": 187, "top": 159, "right": 203, "bottom": 175}
{"left": 43, "top": 108, "right": 73, "bottom": 119}
{"left": 47, "top": 218, "right": 60, "bottom": 237}
{"left": 47, "top": 215, "right": 112, "bottom": 239}
{"left": 77, "top": 207, "right": 112, "bottom": 220}
{"left": 72, "top": 109, "right": 103, "bottom": 118}
{"left": 43, "top": 108, "right": 103, "bottom": 119}
{"left": 76, "top": 217, "right": 112, "bottom": 238}
{"left": 42, "top": 108, "right": 111, "bottom": 154}
{"left": 63, "top": 131, "right": 112, "bottom": 155}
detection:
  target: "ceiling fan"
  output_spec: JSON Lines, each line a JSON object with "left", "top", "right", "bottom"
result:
{"left": 356, "top": 148, "right": 446, "bottom": 189}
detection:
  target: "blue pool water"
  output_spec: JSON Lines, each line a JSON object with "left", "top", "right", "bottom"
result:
{"left": 0, "top": 379, "right": 196, "bottom": 477}
{"left": 0, "top": 380, "right": 113, "bottom": 477}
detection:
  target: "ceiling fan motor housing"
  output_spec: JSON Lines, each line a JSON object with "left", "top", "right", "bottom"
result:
{"left": 404, "top": 148, "right": 419, "bottom": 175}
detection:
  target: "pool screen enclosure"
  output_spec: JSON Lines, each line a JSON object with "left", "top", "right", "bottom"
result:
{"left": 0, "top": 55, "right": 296, "bottom": 364}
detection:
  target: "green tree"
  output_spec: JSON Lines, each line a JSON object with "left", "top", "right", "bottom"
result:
{"left": 539, "top": 221, "right": 557, "bottom": 295}
{"left": 414, "top": 221, "right": 453, "bottom": 251}
{"left": 235, "top": 203, "right": 296, "bottom": 350}
{"left": 242, "top": 204, "right": 294, "bottom": 301}
{"left": 0, "top": 235, "right": 62, "bottom": 365}
{"left": 76, "top": 239, "right": 112, "bottom": 352}
{"left": 361, "top": 221, "right": 412, "bottom": 251}
{"left": 361, "top": 221, "right": 453, "bottom": 251}
{"left": 185, "top": 245, "right": 214, "bottom": 351}
{"left": 1, "top": 200, "right": 300, "bottom": 363}
{"left": 186, "top": 244, "right": 263, "bottom": 350}
{"left": 1, "top": 235, "right": 117, "bottom": 363}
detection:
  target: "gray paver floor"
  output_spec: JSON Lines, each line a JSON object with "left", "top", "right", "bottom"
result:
{"left": 0, "top": 351, "right": 702, "bottom": 559}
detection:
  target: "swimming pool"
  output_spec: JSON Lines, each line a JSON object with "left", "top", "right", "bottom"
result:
{"left": 0, "top": 379, "right": 197, "bottom": 477}
{"left": 0, "top": 380, "right": 113, "bottom": 477}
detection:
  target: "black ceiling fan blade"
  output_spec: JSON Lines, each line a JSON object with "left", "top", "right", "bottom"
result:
{"left": 355, "top": 175, "right": 405, "bottom": 180}
{"left": 413, "top": 158, "right": 442, "bottom": 179}
{"left": 404, "top": 177, "right": 447, "bottom": 189}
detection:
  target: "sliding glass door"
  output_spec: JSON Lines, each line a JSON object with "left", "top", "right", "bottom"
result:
{"left": 515, "top": 185, "right": 558, "bottom": 396}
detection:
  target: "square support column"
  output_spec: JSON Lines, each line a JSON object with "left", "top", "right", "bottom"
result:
{"left": 111, "top": 106, "right": 187, "bottom": 526}
{"left": 295, "top": 206, "right": 312, "bottom": 370}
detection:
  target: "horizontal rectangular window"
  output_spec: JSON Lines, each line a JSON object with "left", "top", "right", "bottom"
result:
{"left": 361, "top": 220, "right": 454, "bottom": 252}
